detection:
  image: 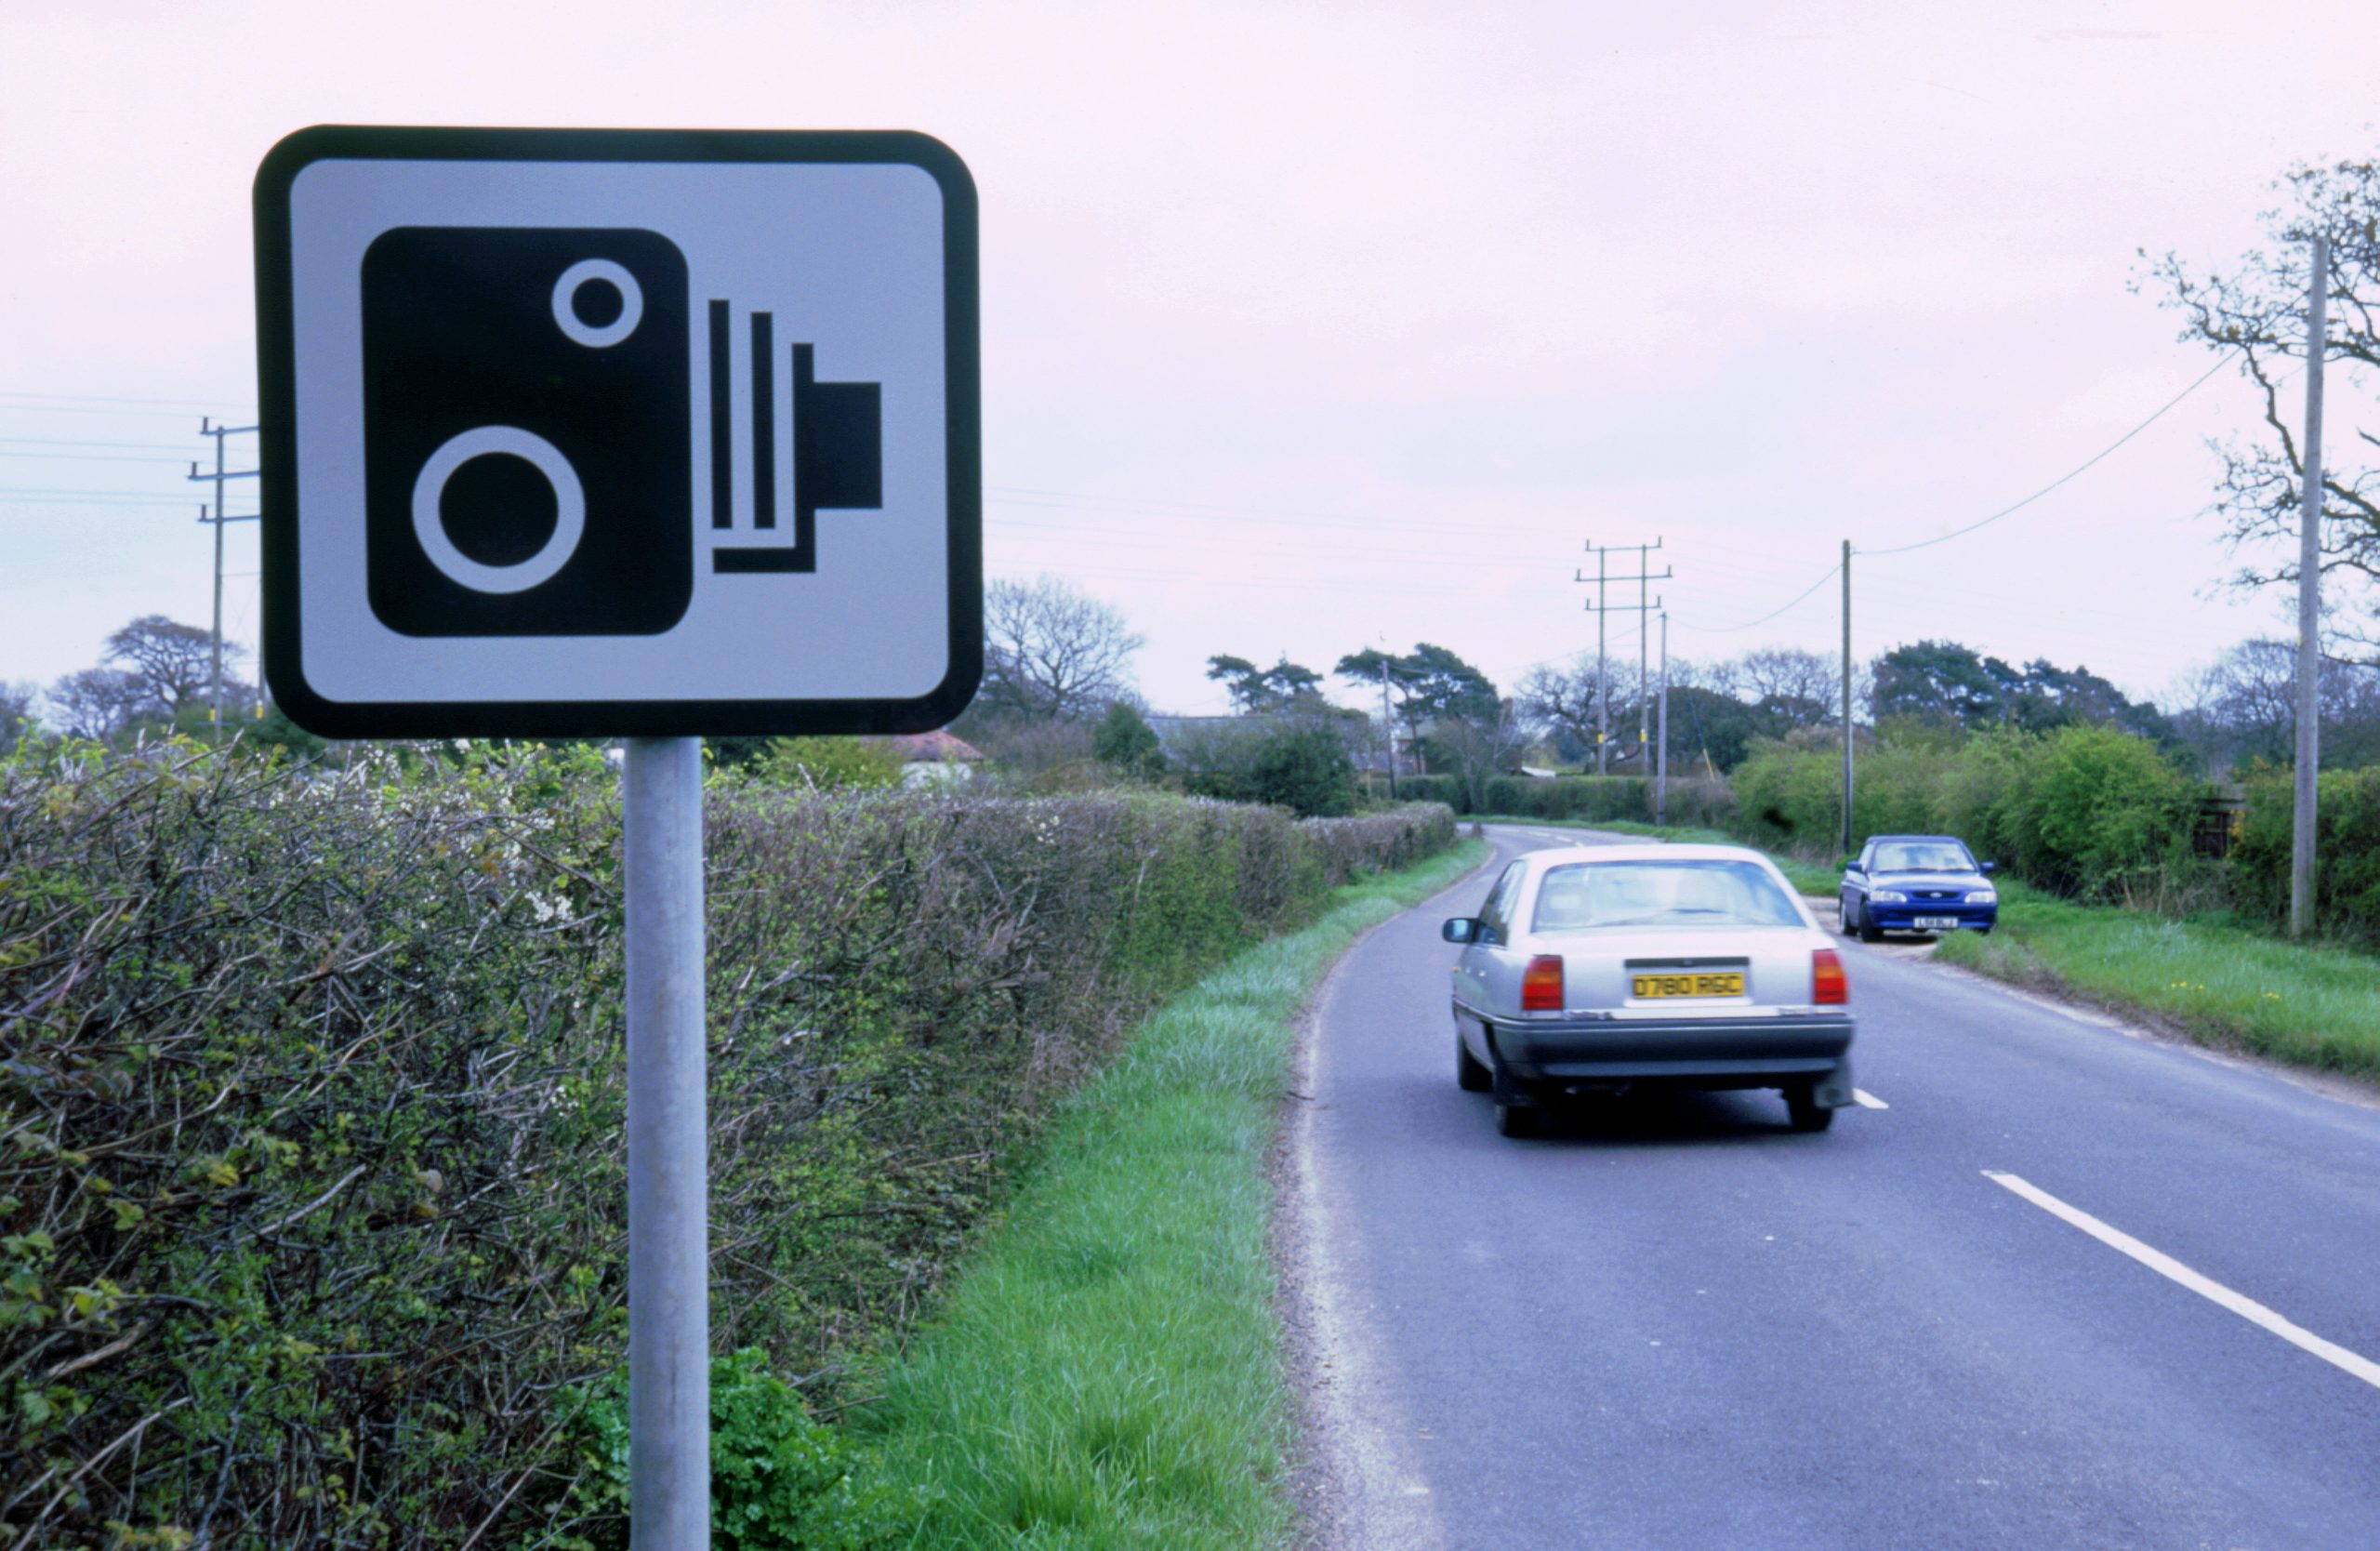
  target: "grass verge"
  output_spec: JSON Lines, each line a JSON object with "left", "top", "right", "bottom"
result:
{"left": 1933, "top": 889, "right": 2380, "bottom": 1079}
{"left": 1467, "top": 813, "right": 1838, "bottom": 896}
{"left": 847, "top": 839, "right": 1492, "bottom": 1549}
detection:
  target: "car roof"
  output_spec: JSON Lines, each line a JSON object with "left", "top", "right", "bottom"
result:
{"left": 1526, "top": 842, "right": 1779, "bottom": 868}
{"left": 1866, "top": 834, "right": 1969, "bottom": 846}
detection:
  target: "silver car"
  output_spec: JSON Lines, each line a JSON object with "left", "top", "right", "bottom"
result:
{"left": 1444, "top": 843, "right": 1856, "bottom": 1137}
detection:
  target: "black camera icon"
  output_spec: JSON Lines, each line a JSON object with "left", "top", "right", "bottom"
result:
{"left": 361, "top": 225, "right": 881, "bottom": 638}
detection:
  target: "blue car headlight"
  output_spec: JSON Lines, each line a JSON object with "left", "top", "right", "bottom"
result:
{"left": 1964, "top": 889, "right": 1997, "bottom": 905}
{"left": 1870, "top": 889, "right": 1909, "bottom": 903}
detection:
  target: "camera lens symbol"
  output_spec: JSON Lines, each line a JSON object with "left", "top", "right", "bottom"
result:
{"left": 410, "top": 427, "right": 587, "bottom": 595}
{"left": 551, "top": 258, "right": 643, "bottom": 348}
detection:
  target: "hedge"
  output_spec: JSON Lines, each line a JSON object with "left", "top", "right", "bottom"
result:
{"left": 0, "top": 738, "right": 1453, "bottom": 1547}
{"left": 2231, "top": 764, "right": 2380, "bottom": 943}
{"left": 1731, "top": 723, "right": 2206, "bottom": 903}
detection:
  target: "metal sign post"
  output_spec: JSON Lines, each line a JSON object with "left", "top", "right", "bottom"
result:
{"left": 255, "top": 126, "right": 981, "bottom": 1545}
{"left": 623, "top": 736, "right": 709, "bottom": 1545}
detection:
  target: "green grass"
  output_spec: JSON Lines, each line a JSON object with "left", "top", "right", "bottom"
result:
{"left": 847, "top": 840, "right": 1491, "bottom": 1549}
{"left": 1467, "top": 813, "right": 1839, "bottom": 896}
{"left": 1934, "top": 886, "right": 2380, "bottom": 1078}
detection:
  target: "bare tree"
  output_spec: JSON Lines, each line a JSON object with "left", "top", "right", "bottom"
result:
{"left": 46, "top": 668, "right": 153, "bottom": 741}
{"left": 104, "top": 615, "right": 237, "bottom": 716}
{"left": 2142, "top": 157, "right": 2380, "bottom": 665}
{"left": 1731, "top": 646, "right": 1837, "bottom": 717}
{"left": 976, "top": 576, "right": 1144, "bottom": 722}
{"left": 1516, "top": 659, "right": 1644, "bottom": 765}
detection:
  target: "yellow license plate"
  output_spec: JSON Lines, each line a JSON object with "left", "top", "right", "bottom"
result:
{"left": 1631, "top": 972, "right": 1744, "bottom": 1000}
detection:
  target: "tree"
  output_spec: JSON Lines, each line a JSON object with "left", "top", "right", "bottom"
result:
{"left": 1206, "top": 654, "right": 1324, "bottom": 713}
{"left": 1091, "top": 700, "right": 1165, "bottom": 777}
{"left": 2142, "top": 156, "right": 2380, "bottom": 666}
{"left": 977, "top": 577, "right": 1144, "bottom": 722}
{"left": 105, "top": 615, "right": 232, "bottom": 717}
{"left": 46, "top": 668, "right": 153, "bottom": 742}
{"left": 1730, "top": 646, "right": 1839, "bottom": 724}
{"left": 1871, "top": 640, "right": 2017, "bottom": 728}
{"left": 1335, "top": 642, "right": 1500, "bottom": 764}
{"left": 0, "top": 682, "right": 34, "bottom": 754}
{"left": 1516, "top": 659, "right": 1643, "bottom": 767}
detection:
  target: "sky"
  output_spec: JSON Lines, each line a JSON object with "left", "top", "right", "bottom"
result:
{"left": 4, "top": 0, "right": 2376, "bottom": 721}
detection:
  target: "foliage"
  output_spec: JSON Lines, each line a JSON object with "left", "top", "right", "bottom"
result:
{"left": 0, "top": 738, "right": 1453, "bottom": 1546}
{"left": 1182, "top": 722, "right": 1358, "bottom": 817}
{"left": 2230, "top": 763, "right": 2380, "bottom": 942}
{"left": 561, "top": 1349, "right": 925, "bottom": 1550}
{"left": 1476, "top": 776, "right": 1649, "bottom": 823}
{"left": 2140, "top": 154, "right": 2380, "bottom": 664}
{"left": 1090, "top": 701, "right": 1165, "bottom": 778}
{"left": 756, "top": 736, "right": 906, "bottom": 791}
{"left": 1871, "top": 639, "right": 2173, "bottom": 741}
{"left": 103, "top": 615, "right": 231, "bottom": 718}
{"left": 1731, "top": 722, "right": 2205, "bottom": 902}
{"left": 1204, "top": 655, "right": 1324, "bottom": 714}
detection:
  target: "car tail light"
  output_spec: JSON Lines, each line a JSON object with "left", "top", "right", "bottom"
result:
{"left": 1522, "top": 955, "right": 1565, "bottom": 1012}
{"left": 1813, "top": 948, "right": 1848, "bottom": 1005}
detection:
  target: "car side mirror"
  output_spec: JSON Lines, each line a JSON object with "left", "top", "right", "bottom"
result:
{"left": 1979, "top": 861, "right": 1996, "bottom": 875}
{"left": 1442, "top": 918, "right": 1480, "bottom": 945}
{"left": 1839, "top": 856, "right": 1858, "bottom": 872}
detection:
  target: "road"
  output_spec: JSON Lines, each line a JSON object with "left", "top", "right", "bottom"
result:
{"left": 1285, "top": 824, "right": 2380, "bottom": 1551}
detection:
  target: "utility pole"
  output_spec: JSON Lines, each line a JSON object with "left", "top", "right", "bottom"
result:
{"left": 189, "top": 418, "right": 261, "bottom": 742}
{"left": 2293, "top": 234, "right": 2330, "bottom": 938}
{"left": 1840, "top": 539, "right": 1854, "bottom": 857}
{"left": 1377, "top": 655, "right": 1399, "bottom": 800}
{"left": 1576, "top": 539, "right": 1666, "bottom": 777}
{"left": 1656, "top": 611, "right": 1670, "bottom": 826}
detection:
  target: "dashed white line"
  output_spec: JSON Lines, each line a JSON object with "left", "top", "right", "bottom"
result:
{"left": 1984, "top": 1171, "right": 2380, "bottom": 1393}
{"left": 1852, "top": 1089, "right": 1889, "bottom": 1109}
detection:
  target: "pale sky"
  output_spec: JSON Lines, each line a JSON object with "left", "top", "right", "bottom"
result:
{"left": 5, "top": 0, "right": 2376, "bottom": 719}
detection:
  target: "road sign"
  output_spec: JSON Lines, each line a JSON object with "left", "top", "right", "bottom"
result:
{"left": 254, "top": 126, "right": 981, "bottom": 738}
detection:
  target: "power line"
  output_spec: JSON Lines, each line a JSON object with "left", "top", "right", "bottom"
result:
{"left": 1679, "top": 563, "right": 1841, "bottom": 633}
{"left": 1859, "top": 350, "right": 2239, "bottom": 557}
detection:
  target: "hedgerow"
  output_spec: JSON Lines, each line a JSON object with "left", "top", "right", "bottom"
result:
{"left": 0, "top": 736, "right": 1451, "bottom": 1547}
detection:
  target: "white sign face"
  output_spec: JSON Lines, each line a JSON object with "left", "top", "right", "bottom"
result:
{"left": 255, "top": 127, "right": 981, "bottom": 738}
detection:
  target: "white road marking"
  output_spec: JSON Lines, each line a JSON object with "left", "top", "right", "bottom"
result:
{"left": 1853, "top": 1089, "right": 1889, "bottom": 1109}
{"left": 1984, "top": 1171, "right": 2380, "bottom": 1393}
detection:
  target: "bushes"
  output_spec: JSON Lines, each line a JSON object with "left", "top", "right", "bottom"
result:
{"left": 1177, "top": 721, "right": 1358, "bottom": 817}
{"left": 1731, "top": 723, "right": 2204, "bottom": 902}
{"left": 0, "top": 739, "right": 1452, "bottom": 1547}
{"left": 1477, "top": 776, "right": 1648, "bottom": 822}
{"left": 2231, "top": 765, "right": 2380, "bottom": 942}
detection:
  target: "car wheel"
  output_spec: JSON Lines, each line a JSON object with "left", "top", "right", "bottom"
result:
{"left": 1457, "top": 1031, "right": 1491, "bottom": 1093}
{"left": 1855, "top": 901, "right": 1884, "bottom": 944}
{"left": 1784, "top": 1083, "right": 1835, "bottom": 1133}
{"left": 1496, "top": 1099, "right": 1540, "bottom": 1138}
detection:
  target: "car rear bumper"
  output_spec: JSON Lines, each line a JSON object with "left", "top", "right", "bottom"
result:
{"left": 1483, "top": 1012, "right": 1855, "bottom": 1084}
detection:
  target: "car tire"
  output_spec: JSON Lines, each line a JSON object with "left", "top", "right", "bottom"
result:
{"left": 1457, "top": 1031, "right": 1491, "bottom": 1093}
{"left": 1496, "top": 1099, "right": 1540, "bottom": 1138}
{"left": 1785, "top": 1084, "right": 1835, "bottom": 1133}
{"left": 1854, "top": 900, "right": 1884, "bottom": 944}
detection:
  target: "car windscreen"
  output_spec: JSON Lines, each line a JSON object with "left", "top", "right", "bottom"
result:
{"left": 1873, "top": 842, "right": 1973, "bottom": 873}
{"left": 1528, "top": 860, "right": 1804, "bottom": 932}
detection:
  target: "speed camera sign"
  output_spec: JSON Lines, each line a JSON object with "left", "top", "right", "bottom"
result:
{"left": 253, "top": 126, "right": 981, "bottom": 738}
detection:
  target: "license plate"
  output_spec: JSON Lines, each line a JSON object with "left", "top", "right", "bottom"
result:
{"left": 1913, "top": 915, "right": 1960, "bottom": 929}
{"left": 1631, "top": 972, "right": 1745, "bottom": 1000}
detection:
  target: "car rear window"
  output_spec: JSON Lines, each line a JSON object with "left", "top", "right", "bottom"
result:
{"left": 1873, "top": 842, "right": 1973, "bottom": 872}
{"left": 1529, "top": 860, "right": 1804, "bottom": 932}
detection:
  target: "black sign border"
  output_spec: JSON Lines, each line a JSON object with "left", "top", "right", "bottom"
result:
{"left": 254, "top": 124, "right": 982, "bottom": 739}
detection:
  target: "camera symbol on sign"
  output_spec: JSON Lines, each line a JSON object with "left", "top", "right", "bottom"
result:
{"left": 361, "top": 226, "right": 882, "bottom": 637}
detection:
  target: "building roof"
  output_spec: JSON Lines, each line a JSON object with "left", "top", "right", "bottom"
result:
{"left": 885, "top": 730, "right": 983, "bottom": 764}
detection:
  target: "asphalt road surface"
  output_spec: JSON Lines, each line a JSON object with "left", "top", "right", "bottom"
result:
{"left": 1286, "top": 824, "right": 2380, "bottom": 1551}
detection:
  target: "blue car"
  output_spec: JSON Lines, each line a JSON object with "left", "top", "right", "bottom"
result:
{"left": 1839, "top": 835, "right": 1998, "bottom": 942}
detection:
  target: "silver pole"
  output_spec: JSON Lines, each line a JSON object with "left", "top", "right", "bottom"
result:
{"left": 2292, "top": 234, "right": 2330, "bottom": 938}
{"left": 624, "top": 736, "right": 709, "bottom": 1547}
